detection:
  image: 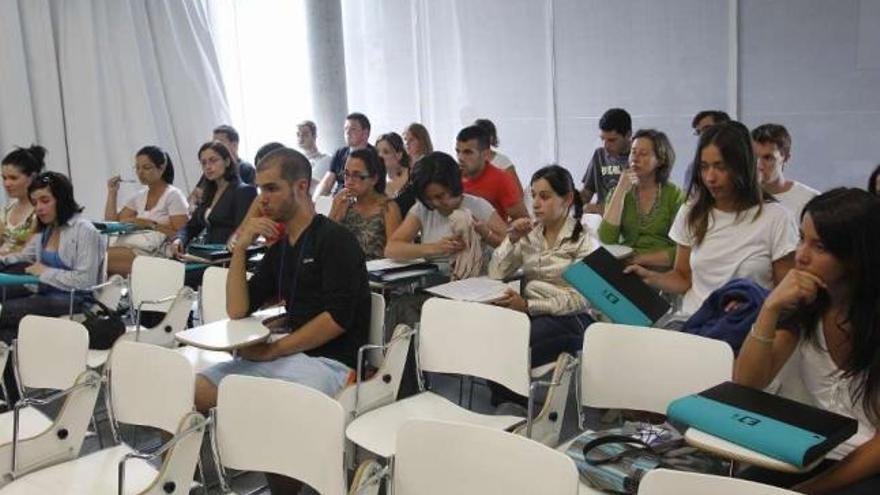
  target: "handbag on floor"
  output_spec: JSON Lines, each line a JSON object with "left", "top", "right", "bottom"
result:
{"left": 564, "top": 422, "right": 726, "bottom": 493}
{"left": 82, "top": 299, "right": 126, "bottom": 350}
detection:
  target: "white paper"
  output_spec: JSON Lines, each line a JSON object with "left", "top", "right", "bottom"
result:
{"left": 425, "top": 277, "right": 510, "bottom": 303}
{"left": 366, "top": 258, "right": 427, "bottom": 272}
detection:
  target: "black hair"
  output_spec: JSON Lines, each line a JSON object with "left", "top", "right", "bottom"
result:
{"left": 751, "top": 123, "right": 792, "bottom": 159}
{"left": 599, "top": 108, "right": 632, "bottom": 136}
{"left": 212, "top": 125, "right": 240, "bottom": 143}
{"left": 530, "top": 165, "right": 584, "bottom": 243}
{"left": 691, "top": 110, "right": 731, "bottom": 129}
{"left": 411, "top": 152, "right": 463, "bottom": 210}
{"left": 256, "top": 147, "right": 311, "bottom": 185}
{"left": 348, "top": 148, "right": 386, "bottom": 194}
{"left": 346, "top": 112, "right": 371, "bottom": 131}
{"left": 456, "top": 125, "right": 491, "bottom": 150}
{"left": 796, "top": 188, "right": 880, "bottom": 423}
{"left": 473, "top": 118, "right": 499, "bottom": 147}
{"left": 28, "top": 171, "right": 83, "bottom": 230}
{"left": 2, "top": 145, "right": 47, "bottom": 176}
{"left": 631, "top": 129, "right": 675, "bottom": 184}
{"left": 867, "top": 164, "right": 880, "bottom": 196}
{"left": 135, "top": 146, "right": 174, "bottom": 184}
{"left": 254, "top": 142, "right": 286, "bottom": 167}
{"left": 686, "top": 121, "right": 764, "bottom": 245}
{"left": 198, "top": 141, "right": 239, "bottom": 208}
{"left": 376, "top": 132, "right": 410, "bottom": 169}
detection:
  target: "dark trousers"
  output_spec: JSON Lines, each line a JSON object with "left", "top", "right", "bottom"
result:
{"left": 741, "top": 460, "right": 880, "bottom": 494}
{"left": 1, "top": 294, "right": 77, "bottom": 405}
{"left": 491, "top": 312, "right": 593, "bottom": 406}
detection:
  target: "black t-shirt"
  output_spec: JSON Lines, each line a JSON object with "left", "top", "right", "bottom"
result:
{"left": 329, "top": 144, "right": 376, "bottom": 193}
{"left": 245, "top": 214, "right": 370, "bottom": 368}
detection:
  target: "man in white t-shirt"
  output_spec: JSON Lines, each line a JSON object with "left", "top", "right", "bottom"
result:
{"left": 296, "top": 120, "right": 330, "bottom": 183}
{"left": 751, "top": 123, "right": 819, "bottom": 218}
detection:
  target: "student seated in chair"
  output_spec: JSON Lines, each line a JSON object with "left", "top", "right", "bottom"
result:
{"left": 0, "top": 172, "right": 105, "bottom": 403}
{"left": 626, "top": 122, "right": 798, "bottom": 318}
{"left": 735, "top": 188, "right": 880, "bottom": 494}
{"left": 597, "top": 129, "right": 685, "bottom": 269}
{"left": 195, "top": 147, "right": 370, "bottom": 494}
{"left": 488, "top": 165, "right": 593, "bottom": 369}
{"left": 385, "top": 151, "right": 507, "bottom": 278}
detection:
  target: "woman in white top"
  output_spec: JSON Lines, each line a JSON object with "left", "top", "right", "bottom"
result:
{"left": 489, "top": 165, "right": 592, "bottom": 368}
{"left": 0, "top": 146, "right": 44, "bottom": 256}
{"left": 385, "top": 151, "right": 506, "bottom": 275}
{"left": 735, "top": 188, "right": 880, "bottom": 494}
{"left": 104, "top": 146, "right": 188, "bottom": 275}
{"left": 627, "top": 122, "right": 797, "bottom": 317}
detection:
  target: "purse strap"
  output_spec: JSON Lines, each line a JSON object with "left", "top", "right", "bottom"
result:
{"left": 581, "top": 434, "right": 658, "bottom": 465}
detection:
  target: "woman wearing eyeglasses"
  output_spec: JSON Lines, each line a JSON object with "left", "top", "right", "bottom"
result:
{"left": 170, "top": 141, "right": 257, "bottom": 257}
{"left": 328, "top": 149, "right": 401, "bottom": 260}
{"left": 104, "top": 146, "right": 189, "bottom": 275}
{"left": 0, "top": 172, "right": 106, "bottom": 340}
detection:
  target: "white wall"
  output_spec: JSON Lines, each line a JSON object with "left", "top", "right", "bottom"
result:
{"left": 342, "top": 0, "right": 880, "bottom": 192}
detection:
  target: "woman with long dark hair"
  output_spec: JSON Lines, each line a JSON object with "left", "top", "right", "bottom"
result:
{"left": 626, "top": 122, "right": 798, "bottom": 316}
{"left": 171, "top": 141, "right": 256, "bottom": 255}
{"left": 735, "top": 188, "right": 880, "bottom": 493}
{"left": 376, "top": 132, "right": 410, "bottom": 198}
{"left": 489, "top": 165, "right": 592, "bottom": 368}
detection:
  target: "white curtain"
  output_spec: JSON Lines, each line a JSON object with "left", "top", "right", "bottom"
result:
{"left": 0, "top": 0, "right": 230, "bottom": 216}
{"left": 207, "top": 0, "right": 313, "bottom": 162}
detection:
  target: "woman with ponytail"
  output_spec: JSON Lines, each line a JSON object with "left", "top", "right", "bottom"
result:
{"left": 0, "top": 145, "right": 46, "bottom": 255}
{"left": 104, "top": 145, "right": 189, "bottom": 275}
{"left": 489, "top": 165, "right": 593, "bottom": 368}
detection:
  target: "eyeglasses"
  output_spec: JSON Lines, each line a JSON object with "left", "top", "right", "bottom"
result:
{"left": 343, "top": 171, "right": 371, "bottom": 181}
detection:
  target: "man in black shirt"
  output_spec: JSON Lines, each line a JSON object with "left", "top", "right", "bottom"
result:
{"left": 196, "top": 146, "right": 370, "bottom": 408}
{"left": 314, "top": 112, "right": 375, "bottom": 196}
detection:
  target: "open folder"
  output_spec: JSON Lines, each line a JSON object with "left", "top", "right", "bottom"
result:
{"left": 562, "top": 246, "right": 670, "bottom": 326}
{"left": 667, "top": 381, "right": 858, "bottom": 468}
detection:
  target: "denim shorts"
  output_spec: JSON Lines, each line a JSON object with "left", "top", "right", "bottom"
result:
{"left": 200, "top": 352, "right": 351, "bottom": 397}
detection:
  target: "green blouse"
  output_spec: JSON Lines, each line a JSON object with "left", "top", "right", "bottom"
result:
{"left": 597, "top": 182, "right": 685, "bottom": 261}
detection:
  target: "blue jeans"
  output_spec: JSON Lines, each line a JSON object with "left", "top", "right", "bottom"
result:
{"left": 200, "top": 352, "right": 351, "bottom": 397}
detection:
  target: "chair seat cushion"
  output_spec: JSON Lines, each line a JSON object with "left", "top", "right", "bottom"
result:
{"left": 0, "top": 407, "right": 54, "bottom": 443}
{"left": 0, "top": 445, "right": 156, "bottom": 494}
{"left": 345, "top": 391, "right": 525, "bottom": 458}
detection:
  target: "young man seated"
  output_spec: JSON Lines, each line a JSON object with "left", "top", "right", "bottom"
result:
{"left": 194, "top": 147, "right": 371, "bottom": 492}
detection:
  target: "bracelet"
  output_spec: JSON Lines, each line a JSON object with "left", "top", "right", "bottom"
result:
{"left": 747, "top": 325, "right": 775, "bottom": 344}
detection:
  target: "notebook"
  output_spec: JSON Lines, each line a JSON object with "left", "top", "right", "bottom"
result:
{"left": 562, "top": 246, "right": 670, "bottom": 326}
{"left": 667, "top": 381, "right": 858, "bottom": 467}
{"left": 367, "top": 258, "right": 438, "bottom": 283}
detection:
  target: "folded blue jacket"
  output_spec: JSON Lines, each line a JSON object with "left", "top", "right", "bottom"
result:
{"left": 683, "top": 278, "right": 769, "bottom": 354}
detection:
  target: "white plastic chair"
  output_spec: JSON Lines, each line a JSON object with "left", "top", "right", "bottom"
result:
{"left": 638, "top": 469, "right": 800, "bottom": 494}
{"left": 0, "top": 317, "right": 101, "bottom": 482}
{"left": 367, "top": 292, "right": 385, "bottom": 368}
{"left": 576, "top": 323, "right": 734, "bottom": 418}
{"left": 345, "top": 298, "right": 536, "bottom": 459}
{"left": 388, "top": 419, "right": 579, "bottom": 495}
{"left": 198, "top": 266, "right": 229, "bottom": 325}
{"left": 0, "top": 340, "right": 205, "bottom": 494}
{"left": 212, "top": 375, "right": 380, "bottom": 495}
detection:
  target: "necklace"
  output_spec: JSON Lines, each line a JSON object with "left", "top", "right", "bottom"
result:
{"left": 635, "top": 183, "right": 662, "bottom": 228}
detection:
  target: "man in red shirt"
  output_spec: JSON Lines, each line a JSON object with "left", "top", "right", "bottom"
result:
{"left": 456, "top": 125, "right": 528, "bottom": 222}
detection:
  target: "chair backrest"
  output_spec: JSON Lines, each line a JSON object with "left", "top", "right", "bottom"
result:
{"left": 581, "top": 323, "right": 733, "bottom": 413}
{"left": 108, "top": 340, "right": 195, "bottom": 434}
{"left": 315, "top": 195, "right": 333, "bottom": 216}
{"left": 419, "top": 298, "right": 531, "bottom": 397}
{"left": 200, "top": 266, "right": 229, "bottom": 324}
{"left": 394, "top": 420, "right": 579, "bottom": 495}
{"left": 638, "top": 469, "right": 800, "bottom": 494}
{"left": 17, "top": 315, "right": 88, "bottom": 390}
{"left": 216, "top": 375, "right": 346, "bottom": 495}
{"left": 367, "top": 292, "right": 386, "bottom": 367}
{"left": 130, "top": 256, "right": 184, "bottom": 312}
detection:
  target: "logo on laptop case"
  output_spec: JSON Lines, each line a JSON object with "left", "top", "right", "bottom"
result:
{"left": 733, "top": 413, "right": 761, "bottom": 427}
{"left": 601, "top": 289, "right": 620, "bottom": 305}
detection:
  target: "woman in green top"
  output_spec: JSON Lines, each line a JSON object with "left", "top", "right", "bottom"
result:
{"left": 0, "top": 146, "right": 44, "bottom": 256}
{"left": 598, "top": 129, "right": 684, "bottom": 269}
